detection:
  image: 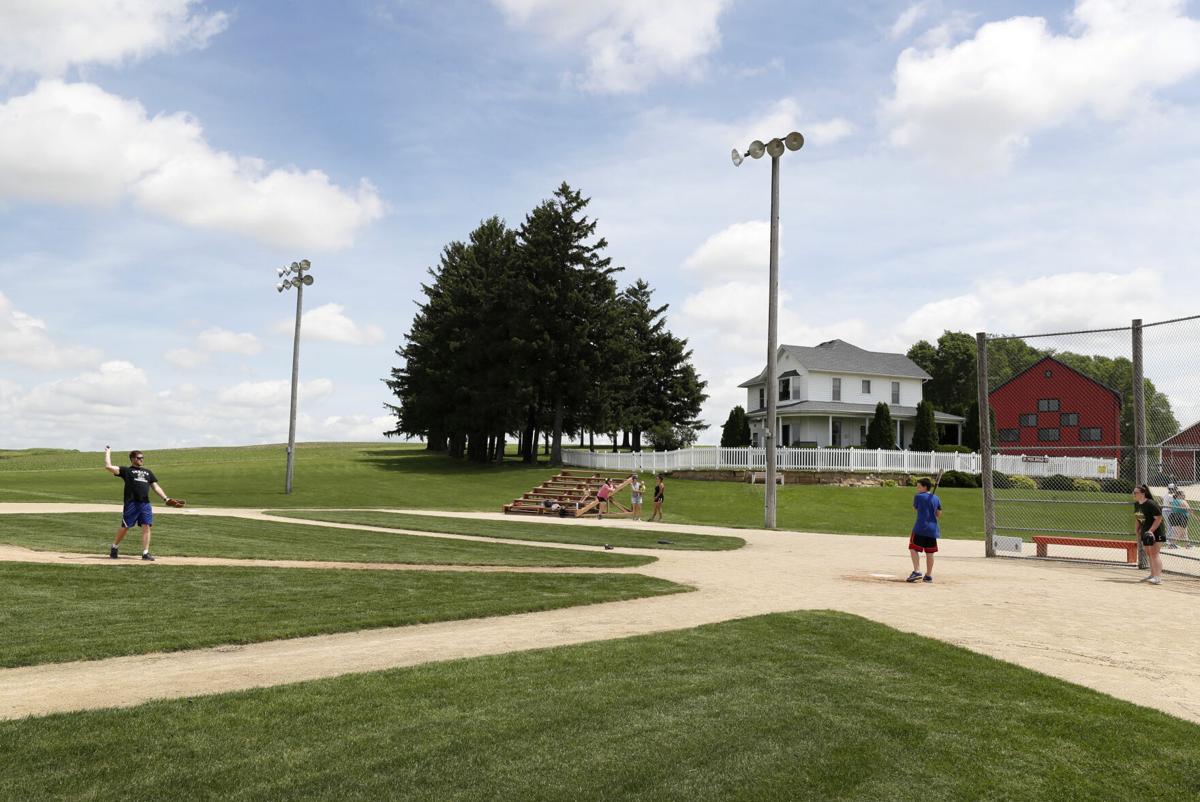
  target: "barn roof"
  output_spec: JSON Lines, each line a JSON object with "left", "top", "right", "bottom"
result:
{"left": 988, "top": 355, "right": 1123, "bottom": 403}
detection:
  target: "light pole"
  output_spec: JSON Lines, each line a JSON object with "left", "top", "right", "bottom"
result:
{"left": 275, "top": 259, "right": 314, "bottom": 494}
{"left": 732, "top": 131, "right": 803, "bottom": 529}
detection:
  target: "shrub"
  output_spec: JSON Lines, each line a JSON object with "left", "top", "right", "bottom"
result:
{"left": 992, "top": 471, "right": 1013, "bottom": 489}
{"left": 1072, "top": 478, "right": 1102, "bottom": 493}
{"left": 1036, "top": 474, "right": 1075, "bottom": 492}
{"left": 1100, "top": 477, "right": 1135, "bottom": 495}
{"left": 939, "top": 470, "right": 980, "bottom": 489}
{"left": 881, "top": 479, "right": 897, "bottom": 487}
{"left": 935, "top": 445, "right": 974, "bottom": 454}
{"left": 1009, "top": 475, "right": 1038, "bottom": 490}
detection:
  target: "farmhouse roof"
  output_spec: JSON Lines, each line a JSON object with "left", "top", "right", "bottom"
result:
{"left": 988, "top": 355, "right": 1123, "bottom": 402}
{"left": 745, "top": 399, "right": 965, "bottom": 424}
{"left": 738, "top": 340, "right": 932, "bottom": 387}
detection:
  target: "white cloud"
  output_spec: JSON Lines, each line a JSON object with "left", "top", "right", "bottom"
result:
{"left": 163, "top": 348, "right": 206, "bottom": 369}
{"left": 492, "top": 0, "right": 732, "bottom": 92}
{"left": 217, "top": 378, "right": 334, "bottom": 408}
{"left": 0, "top": 0, "right": 228, "bottom": 77}
{"left": 884, "top": 0, "right": 1200, "bottom": 170}
{"left": 683, "top": 221, "right": 771, "bottom": 282}
{"left": 0, "top": 81, "right": 384, "bottom": 249}
{"left": 274, "top": 303, "right": 386, "bottom": 346}
{"left": 196, "top": 327, "right": 261, "bottom": 355}
{"left": 890, "top": 1, "right": 930, "bottom": 40}
{"left": 0, "top": 291, "right": 104, "bottom": 370}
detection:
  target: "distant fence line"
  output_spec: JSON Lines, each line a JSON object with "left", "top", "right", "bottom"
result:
{"left": 562, "top": 446, "right": 1117, "bottom": 479}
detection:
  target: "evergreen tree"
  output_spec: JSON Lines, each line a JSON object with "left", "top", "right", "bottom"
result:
{"left": 866, "top": 403, "right": 897, "bottom": 449}
{"left": 911, "top": 400, "right": 939, "bottom": 451}
{"left": 720, "top": 406, "right": 751, "bottom": 447}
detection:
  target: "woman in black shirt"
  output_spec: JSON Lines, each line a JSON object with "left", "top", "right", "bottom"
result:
{"left": 1133, "top": 484, "right": 1166, "bottom": 585}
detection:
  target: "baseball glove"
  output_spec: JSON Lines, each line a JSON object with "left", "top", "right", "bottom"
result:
{"left": 165, "top": 498, "right": 186, "bottom": 508}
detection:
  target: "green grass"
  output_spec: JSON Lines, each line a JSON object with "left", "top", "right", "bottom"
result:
{"left": 0, "top": 443, "right": 1141, "bottom": 540}
{"left": 0, "top": 563, "right": 684, "bottom": 667}
{"left": 0, "top": 514, "right": 654, "bottom": 568}
{"left": 2, "top": 612, "right": 1196, "bottom": 801}
{"left": 265, "top": 510, "right": 744, "bottom": 550}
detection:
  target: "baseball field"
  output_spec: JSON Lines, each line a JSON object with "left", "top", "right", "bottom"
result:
{"left": 1, "top": 443, "right": 1198, "bottom": 801}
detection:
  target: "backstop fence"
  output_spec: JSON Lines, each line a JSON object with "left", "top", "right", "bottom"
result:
{"left": 978, "top": 315, "right": 1200, "bottom": 578}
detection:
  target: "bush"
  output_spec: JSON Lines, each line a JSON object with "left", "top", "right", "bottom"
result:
{"left": 939, "top": 470, "right": 980, "bottom": 489}
{"left": 992, "top": 471, "right": 1013, "bottom": 489}
{"left": 1100, "top": 477, "right": 1135, "bottom": 495}
{"left": 1009, "top": 475, "right": 1038, "bottom": 490}
{"left": 935, "top": 445, "right": 974, "bottom": 454}
{"left": 1036, "top": 474, "right": 1075, "bottom": 492}
{"left": 881, "top": 479, "right": 897, "bottom": 487}
{"left": 1072, "top": 478, "right": 1102, "bottom": 493}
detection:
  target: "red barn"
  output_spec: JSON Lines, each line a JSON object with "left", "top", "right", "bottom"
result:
{"left": 989, "top": 356, "right": 1122, "bottom": 458}
{"left": 1160, "top": 420, "right": 1200, "bottom": 483}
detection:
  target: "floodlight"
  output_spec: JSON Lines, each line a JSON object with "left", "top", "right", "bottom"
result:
{"left": 277, "top": 267, "right": 289, "bottom": 277}
{"left": 748, "top": 140, "right": 765, "bottom": 159}
{"left": 301, "top": 274, "right": 314, "bottom": 286}
{"left": 299, "top": 259, "right": 311, "bottom": 270}
{"left": 276, "top": 282, "right": 286, "bottom": 293}
{"left": 784, "top": 131, "right": 804, "bottom": 151}
{"left": 290, "top": 262, "right": 300, "bottom": 272}
{"left": 731, "top": 148, "right": 744, "bottom": 167}
{"left": 766, "top": 138, "right": 785, "bottom": 158}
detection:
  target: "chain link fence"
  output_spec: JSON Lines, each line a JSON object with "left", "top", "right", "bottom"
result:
{"left": 978, "top": 316, "right": 1200, "bottom": 579}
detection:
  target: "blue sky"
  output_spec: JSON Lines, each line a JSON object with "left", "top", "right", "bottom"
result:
{"left": 1, "top": 0, "right": 1199, "bottom": 450}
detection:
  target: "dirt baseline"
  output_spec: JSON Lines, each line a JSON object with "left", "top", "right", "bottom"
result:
{"left": 0, "top": 503, "right": 1197, "bottom": 724}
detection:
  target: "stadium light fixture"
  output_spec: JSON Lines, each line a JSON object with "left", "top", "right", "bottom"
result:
{"left": 273, "top": 259, "right": 315, "bottom": 494}
{"left": 730, "top": 131, "right": 804, "bottom": 529}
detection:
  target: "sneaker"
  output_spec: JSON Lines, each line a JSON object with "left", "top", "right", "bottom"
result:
{"left": 906, "top": 571, "right": 923, "bottom": 583}
{"left": 923, "top": 575, "right": 934, "bottom": 583}
{"left": 1148, "top": 577, "right": 1162, "bottom": 585}
{"left": 1139, "top": 575, "right": 1154, "bottom": 582}
{"left": 109, "top": 545, "right": 118, "bottom": 559}
{"left": 141, "top": 552, "right": 156, "bottom": 562}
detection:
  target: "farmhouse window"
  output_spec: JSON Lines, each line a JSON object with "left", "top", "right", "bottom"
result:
{"left": 779, "top": 378, "right": 790, "bottom": 402}
{"left": 1080, "top": 427, "right": 1103, "bottom": 442}
{"left": 1037, "top": 398, "right": 1060, "bottom": 412}
{"left": 1019, "top": 413, "right": 1037, "bottom": 426}
{"left": 758, "top": 388, "right": 765, "bottom": 410}
{"left": 832, "top": 378, "right": 841, "bottom": 401}
{"left": 1038, "top": 428, "right": 1060, "bottom": 442}
{"left": 862, "top": 380, "right": 871, "bottom": 394}
{"left": 999, "top": 428, "right": 1019, "bottom": 442}
{"left": 891, "top": 382, "right": 900, "bottom": 404}
{"left": 1060, "top": 413, "right": 1079, "bottom": 426}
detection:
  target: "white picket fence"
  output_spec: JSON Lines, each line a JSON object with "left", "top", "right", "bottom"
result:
{"left": 562, "top": 446, "right": 1118, "bottom": 479}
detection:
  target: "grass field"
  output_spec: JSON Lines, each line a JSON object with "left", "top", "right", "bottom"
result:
{"left": 2, "top": 612, "right": 1196, "bottom": 801}
{"left": 0, "top": 514, "right": 655, "bottom": 567}
{"left": 265, "top": 510, "right": 745, "bottom": 550}
{"left": 0, "top": 563, "right": 684, "bottom": 667}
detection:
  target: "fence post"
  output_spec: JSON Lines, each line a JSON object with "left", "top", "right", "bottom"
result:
{"left": 977, "top": 332, "right": 996, "bottom": 558}
{"left": 1132, "top": 319, "right": 1149, "bottom": 569}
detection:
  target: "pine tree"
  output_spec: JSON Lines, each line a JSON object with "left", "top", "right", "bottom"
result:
{"left": 911, "top": 400, "right": 939, "bottom": 452}
{"left": 866, "top": 403, "right": 896, "bottom": 449}
{"left": 720, "top": 406, "right": 751, "bottom": 447}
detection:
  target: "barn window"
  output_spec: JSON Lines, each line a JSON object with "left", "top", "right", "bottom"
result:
{"left": 1080, "top": 428, "right": 1103, "bottom": 442}
{"left": 1019, "top": 413, "right": 1037, "bottom": 426}
{"left": 1037, "top": 398, "right": 1060, "bottom": 412}
{"left": 999, "top": 428, "right": 1019, "bottom": 442}
{"left": 1038, "top": 428, "right": 1060, "bottom": 442}
{"left": 1060, "top": 413, "right": 1079, "bottom": 426}
{"left": 1044, "top": 369, "right": 1052, "bottom": 378}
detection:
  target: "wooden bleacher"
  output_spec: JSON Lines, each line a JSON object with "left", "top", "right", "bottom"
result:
{"left": 503, "top": 469, "right": 633, "bottom": 518}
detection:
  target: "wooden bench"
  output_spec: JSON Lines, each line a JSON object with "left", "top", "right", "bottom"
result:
{"left": 1032, "top": 536, "right": 1138, "bottom": 564}
{"left": 746, "top": 471, "right": 784, "bottom": 485}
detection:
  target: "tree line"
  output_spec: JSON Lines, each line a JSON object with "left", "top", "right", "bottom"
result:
{"left": 385, "top": 182, "right": 708, "bottom": 464}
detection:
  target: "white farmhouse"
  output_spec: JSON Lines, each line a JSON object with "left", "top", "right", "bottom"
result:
{"left": 738, "top": 339, "right": 965, "bottom": 449}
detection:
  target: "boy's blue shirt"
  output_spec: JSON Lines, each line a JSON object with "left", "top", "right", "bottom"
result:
{"left": 912, "top": 491, "right": 941, "bottom": 538}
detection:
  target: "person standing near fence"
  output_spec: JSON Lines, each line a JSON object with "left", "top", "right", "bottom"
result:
{"left": 649, "top": 475, "right": 665, "bottom": 522}
{"left": 1133, "top": 484, "right": 1166, "bottom": 584}
{"left": 1166, "top": 487, "right": 1191, "bottom": 549}
{"left": 906, "top": 477, "right": 941, "bottom": 583}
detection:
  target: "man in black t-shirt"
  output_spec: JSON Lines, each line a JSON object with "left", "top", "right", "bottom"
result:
{"left": 1132, "top": 484, "right": 1166, "bottom": 585}
{"left": 104, "top": 447, "right": 173, "bottom": 561}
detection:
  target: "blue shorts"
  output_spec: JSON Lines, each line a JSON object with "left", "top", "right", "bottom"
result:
{"left": 122, "top": 501, "right": 153, "bottom": 528}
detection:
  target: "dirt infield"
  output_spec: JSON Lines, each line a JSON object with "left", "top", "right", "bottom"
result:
{"left": 1, "top": 503, "right": 1198, "bottom": 723}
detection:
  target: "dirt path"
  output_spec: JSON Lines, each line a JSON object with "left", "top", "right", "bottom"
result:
{"left": 2, "top": 503, "right": 1198, "bottom": 724}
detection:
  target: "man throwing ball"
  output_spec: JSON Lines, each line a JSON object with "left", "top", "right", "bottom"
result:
{"left": 906, "top": 477, "right": 941, "bottom": 583}
{"left": 104, "top": 447, "right": 177, "bottom": 561}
